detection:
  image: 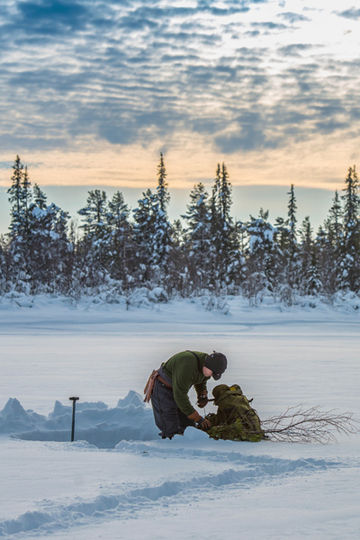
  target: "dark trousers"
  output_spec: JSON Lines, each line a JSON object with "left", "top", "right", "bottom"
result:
{"left": 151, "top": 368, "right": 194, "bottom": 439}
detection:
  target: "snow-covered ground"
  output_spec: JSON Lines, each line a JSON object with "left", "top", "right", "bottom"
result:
{"left": 1, "top": 297, "right": 359, "bottom": 539}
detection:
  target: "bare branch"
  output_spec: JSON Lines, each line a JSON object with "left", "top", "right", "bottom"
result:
{"left": 262, "top": 405, "right": 359, "bottom": 443}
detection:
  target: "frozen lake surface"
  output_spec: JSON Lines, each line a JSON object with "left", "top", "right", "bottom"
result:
{"left": 0, "top": 297, "right": 359, "bottom": 538}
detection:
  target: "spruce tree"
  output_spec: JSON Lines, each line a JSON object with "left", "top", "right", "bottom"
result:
{"left": 209, "top": 166, "right": 221, "bottom": 288}
{"left": 132, "top": 153, "right": 174, "bottom": 289}
{"left": 168, "top": 219, "right": 188, "bottom": 295}
{"left": 107, "top": 191, "right": 132, "bottom": 284}
{"left": 132, "top": 189, "right": 159, "bottom": 285}
{"left": 244, "top": 209, "right": 281, "bottom": 302}
{"left": 340, "top": 166, "right": 360, "bottom": 291}
{"left": 52, "top": 206, "right": 71, "bottom": 293}
{"left": 33, "top": 183, "right": 47, "bottom": 210}
{"left": 323, "top": 191, "right": 343, "bottom": 293}
{"left": 182, "top": 182, "right": 212, "bottom": 291}
{"left": 326, "top": 191, "right": 343, "bottom": 249}
{"left": 78, "top": 190, "right": 109, "bottom": 286}
{"left": 314, "top": 225, "right": 331, "bottom": 294}
{"left": 21, "top": 184, "right": 71, "bottom": 292}
{"left": 22, "top": 166, "right": 31, "bottom": 218}
{"left": 7, "top": 155, "right": 23, "bottom": 218}
{"left": 133, "top": 159, "right": 173, "bottom": 290}
{"left": 153, "top": 153, "right": 172, "bottom": 271}
{"left": 7, "top": 156, "right": 32, "bottom": 291}
{"left": 0, "top": 235, "right": 8, "bottom": 293}
{"left": 27, "top": 185, "right": 50, "bottom": 290}
{"left": 287, "top": 184, "right": 297, "bottom": 256}
{"left": 219, "top": 163, "right": 232, "bottom": 224}
{"left": 156, "top": 152, "right": 170, "bottom": 212}
{"left": 209, "top": 163, "right": 239, "bottom": 291}
{"left": 286, "top": 184, "right": 299, "bottom": 289}
{"left": 299, "top": 216, "right": 321, "bottom": 295}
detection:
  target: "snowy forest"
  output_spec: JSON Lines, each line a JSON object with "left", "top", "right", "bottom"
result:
{"left": 0, "top": 154, "right": 359, "bottom": 306}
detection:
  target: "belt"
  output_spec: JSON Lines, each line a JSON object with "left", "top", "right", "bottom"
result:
{"left": 157, "top": 374, "right": 172, "bottom": 389}
{"left": 144, "top": 369, "right": 173, "bottom": 403}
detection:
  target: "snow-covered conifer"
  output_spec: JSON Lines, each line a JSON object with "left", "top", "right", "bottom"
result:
{"left": 182, "top": 182, "right": 212, "bottom": 291}
{"left": 287, "top": 184, "right": 297, "bottom": 256}
{"left": 299, "top": 217, "right": 321, "bottom": 295}
{"left": 132, "top": 188, "right": 159, "bottom": 285}
{"left": 133, "top": 154, "right": 173, "bottom": 288}
{"left": 340, "top": 166, "right": 360, "bottom": 291}
{"left": 156, "top": 152, "right": 170, "bottom": 212}
{"left": 209, "top": 163, "right": 240, "bottom": 291}
{"left": 0, "top": 235, "right": 8, "bottom": 292}
{"left": 321, "top": 191, "right": 343, "bottom": 293}
{"left": 78, "top": 190, "right": 110, "bottom": 286}
{"left": 7, "top": 156, "right": 33, "bottom": 291}
{"left": 285, "top": 184, "right": 300, "bottom": 289}
{"left": 326, "top": 191, "right": 343, "bottom": 250}
{"left": 107, "top": 191, "right": 133, "bottom": 284}
{"left": 153, "top": 153, "right": 172, "bottom": 271}
{"left": 243, "top": 209, "right": 281, "bottom": 301}
{"left": 26, "top": 185, "right": 71, "bottom": 292}
{"left": 167, "top": 219, "right": 189, "bottom": 295}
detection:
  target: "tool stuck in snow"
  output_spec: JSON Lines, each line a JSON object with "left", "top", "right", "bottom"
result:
{"left": 204, "top": 384, "right": 358, "bottom": 444}
{"left": 69, "top": 396, "right": 79, "bottom": 442}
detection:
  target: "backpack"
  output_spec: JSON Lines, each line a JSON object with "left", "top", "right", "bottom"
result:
{"left": 206, "top": 384, "right": 265, "bottom": 442}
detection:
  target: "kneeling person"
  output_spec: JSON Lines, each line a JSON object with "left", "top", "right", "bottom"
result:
{"left": 148, "top": 350, "right": 227, "bottom": 439}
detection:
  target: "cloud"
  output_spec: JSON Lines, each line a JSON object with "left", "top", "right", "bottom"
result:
{"left": 214, "top": 109, "right": 281, "bottom": 153}
{"left": 9, "top": 68, "right": 96, "bottom": 93}
{"left": 336, "top": 8, "right": 360, "bottom": 20}
{"left": 119, "top": 13, "right": 160, "bottom": 31}
{"left": 215, "top": 125, "right": 279, "bottom": 153}
{"left": 0, "top": 161, "right": 13, "bottom": 169}
{"left": 0, "top": 133, "right": 68, "bottom": 151}
{"left": 16, "top": 0, "right": 90, "bottom": 34}
{"left": 278, "top": 43, "right": 314, "bottom": 57}
{"left": 251, "top": 21, "right": 288, "bottom": 31}
{"left": 162, "top": 30, "right": 222, "bottom": 47}
{"left": 244, "top": 30, "right": 260, "bottom": 37}
{"left": 0, "top": 0, "right": 359, "bottom": 157}
{"left": 314, "top": 119, "right": 348, "bottom": 134}
{"left": 279, "top": 12, "right": 310, "bottom": 24}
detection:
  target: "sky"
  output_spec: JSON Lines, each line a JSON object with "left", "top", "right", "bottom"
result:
{"left": 0, "top": 0, "right": 360, "bottom": 230}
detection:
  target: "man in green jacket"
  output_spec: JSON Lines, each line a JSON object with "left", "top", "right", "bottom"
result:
{"left": 150, "top": 350, "right": 227, "bottom": 439}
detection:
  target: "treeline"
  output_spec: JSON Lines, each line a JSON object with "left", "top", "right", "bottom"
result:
{"left": 0, "top": 154, "right": 359, "bottom": 303}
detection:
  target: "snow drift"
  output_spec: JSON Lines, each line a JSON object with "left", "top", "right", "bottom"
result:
{"left": 0, "top": 392, "right": 159, "bottom": 448}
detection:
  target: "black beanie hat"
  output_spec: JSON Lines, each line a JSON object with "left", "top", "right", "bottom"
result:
{"left": 205, "top": 352, "right": 227, "bottom": 380}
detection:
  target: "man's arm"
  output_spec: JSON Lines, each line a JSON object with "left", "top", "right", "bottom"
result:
{"left": 170, "top": 352, "right": 208, "bottom": 416}
{"left": 172, "top": 381, "right": 195, "bottom": 416}
{"left": 172, "top": 380, "right": 211, "bottom": 430}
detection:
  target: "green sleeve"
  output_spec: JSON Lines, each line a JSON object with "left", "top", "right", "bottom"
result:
{"left": 172, "top": 366, "right": 196, "bottom": 416}
{"left": 163, "top": 350, "right": 208, "bottom": 416}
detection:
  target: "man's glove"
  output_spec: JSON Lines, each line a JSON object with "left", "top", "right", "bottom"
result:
{"left": 187, "top": 410, "right": 210, "bottom": 430}
{"left": 196, "top": 417, "right": 211, "bottom": 431}
{"left": 188, "top": 410, "right": 211, "bottom": 431}
{"left": 197, "top": 392, "right": 208, "bottom": 408}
